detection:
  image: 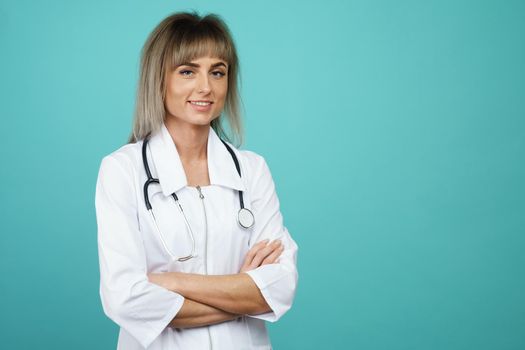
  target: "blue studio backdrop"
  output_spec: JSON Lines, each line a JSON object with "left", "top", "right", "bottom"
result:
{"left": 1, "top": 0, "right": 524, "bottom": 349}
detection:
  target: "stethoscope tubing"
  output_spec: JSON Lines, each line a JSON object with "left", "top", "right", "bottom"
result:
{"left": 141, "top": 134, "right": 254, "bottom": 263}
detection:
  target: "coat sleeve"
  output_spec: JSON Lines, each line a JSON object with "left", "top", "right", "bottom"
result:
{"left": 243, "top": 154, "right": 299, "bottom": 322}
{"left": 95, "top": 154, "right": 185, "bottom": 348}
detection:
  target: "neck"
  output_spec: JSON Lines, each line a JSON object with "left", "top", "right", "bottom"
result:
{"left": 164, "top": 117, "right": 209, "bottom": 163}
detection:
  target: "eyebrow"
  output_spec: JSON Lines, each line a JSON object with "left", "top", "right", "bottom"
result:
{"left": 178, "top": 62, "right": 227, "bottom": 69}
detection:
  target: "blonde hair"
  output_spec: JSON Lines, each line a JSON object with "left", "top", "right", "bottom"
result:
{"left": 128, "top": 11, "right": 243, "bottom": 145}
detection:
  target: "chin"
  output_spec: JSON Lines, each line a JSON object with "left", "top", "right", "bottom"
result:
{"left": 166, "top": 113, "right": 214, "bottom": 127}
{"left": 190, "top": 115, "right": 215, "bottom": 126}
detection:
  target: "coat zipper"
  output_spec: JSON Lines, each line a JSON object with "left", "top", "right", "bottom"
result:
{"left": 196, "top": 186, "right": 208, "bottom": 274}
{"left": 196, "top": 185, "right": 212, "bottom": 350}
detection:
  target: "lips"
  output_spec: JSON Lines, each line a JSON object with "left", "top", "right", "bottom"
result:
{"left": 188, "top": 100, "right": 213, "bottom": 112}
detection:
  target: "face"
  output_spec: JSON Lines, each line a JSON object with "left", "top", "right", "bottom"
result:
{"left": 164, "top": 55, "right": 228, "bottom": 127}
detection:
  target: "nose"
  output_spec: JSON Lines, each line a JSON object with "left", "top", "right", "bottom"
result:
{"left": 196, "top": 73, "right": 211, "bottom": 94}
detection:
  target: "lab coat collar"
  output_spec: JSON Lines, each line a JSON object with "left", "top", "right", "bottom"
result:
{"left": 148, "top": 123, "right": 246, "bottom": 196}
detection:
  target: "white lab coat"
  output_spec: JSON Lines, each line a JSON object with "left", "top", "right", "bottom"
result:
{"left": 95, "top": 123, "right": 299, "bottom": 349}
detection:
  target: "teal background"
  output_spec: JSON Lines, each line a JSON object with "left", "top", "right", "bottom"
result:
{"left": 1, "top": 0, "right": 524, "bottom": 349}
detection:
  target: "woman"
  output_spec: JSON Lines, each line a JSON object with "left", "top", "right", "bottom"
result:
{"left": 95, "top": 11, "right": 299, "bottom": 349}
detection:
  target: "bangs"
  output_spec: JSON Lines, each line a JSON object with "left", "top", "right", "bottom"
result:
{"left": 166, "top": 22, "right": 236, "bottom": 70}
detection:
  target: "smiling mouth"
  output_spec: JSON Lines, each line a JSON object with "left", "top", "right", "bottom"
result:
{"left": 188, "top": 101, "right": 213, "bottom": 106}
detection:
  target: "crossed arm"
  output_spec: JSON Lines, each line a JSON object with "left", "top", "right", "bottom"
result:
{"left": 148, "top": 239, "right": 284, "bottom": 329}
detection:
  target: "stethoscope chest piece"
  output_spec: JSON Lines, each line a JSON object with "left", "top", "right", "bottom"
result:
{"left": 238, "top": 207, "right": 255, "bottom": 229}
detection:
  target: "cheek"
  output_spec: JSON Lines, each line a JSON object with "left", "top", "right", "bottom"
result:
{"left": 165, "top": 86, "right": 188, "bottom": 110}
{"left": 214, "top": 83, "right": 228, "bottom": 108}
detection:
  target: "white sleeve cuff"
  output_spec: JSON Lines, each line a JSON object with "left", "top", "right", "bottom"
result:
{"left": 245, "top": 263, "right": 298, "bottom": 322}
{"left": 135, "top": 294, "right": 185, "bottom": 348}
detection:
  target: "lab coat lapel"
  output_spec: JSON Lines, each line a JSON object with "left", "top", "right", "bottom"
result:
{"left": 147, "top": 123, "right": 246, "bottom": 196}
{"left": 148, "top": 124, "right": 187, "bottom": 196}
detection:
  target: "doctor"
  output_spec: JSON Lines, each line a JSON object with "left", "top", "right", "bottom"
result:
{"left": 95, "top": 11, "right": 298, "bottom": 350}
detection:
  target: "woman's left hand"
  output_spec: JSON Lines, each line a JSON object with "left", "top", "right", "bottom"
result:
{"left": 240, "top": 239, "right": 284, "bottom": 273}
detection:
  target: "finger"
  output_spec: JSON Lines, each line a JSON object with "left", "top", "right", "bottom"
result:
{"left": 261, "top": 245, "right": 284, "bottom": 265}
{"left": 251, "top": 243, "right": 280, "bottom": 267}
{"left": 243, "top": 239, "right": 269, "bottom": 267}
{"left": 247, "top": 239, "right": 269, "bottom": 260}
{"left": 251, "top": 240, "right": 282, "bottom": 268}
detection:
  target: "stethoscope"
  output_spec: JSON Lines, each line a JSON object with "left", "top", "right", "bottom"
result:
{"left": 142, "top": 136, "right": 255, "bottom": 262}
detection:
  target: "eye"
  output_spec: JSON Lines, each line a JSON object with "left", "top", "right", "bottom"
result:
{"left": 212, "top": 71, "right": 226, "bottom": 78}
{"left": 179, "top": 70, "right": 194, "bottom": 76}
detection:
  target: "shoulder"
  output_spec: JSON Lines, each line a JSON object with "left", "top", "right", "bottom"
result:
{"left": 227, "top": 146, "right": 275, "bottom": 192}
{"left": 97, "top": 141, "right": 143, "bottom": 181}
{"left": 238, "top": 149, "right": 266, "bottom": 171}
{"left": 102, "top": 141, "right": 142, "bottom": 167}
{"left": 220, "top": 141, "right": 268, "bottom": 176}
